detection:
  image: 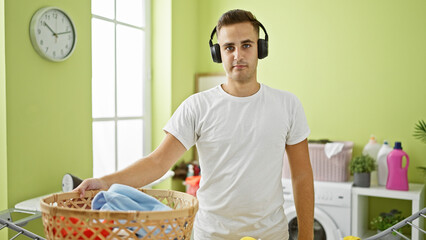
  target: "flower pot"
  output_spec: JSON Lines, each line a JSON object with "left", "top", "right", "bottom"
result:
{"left": 354, "top": 172, "right": 371, "bottom": 187}
{"left": 377, "top": 230, "right": 401, "bottom": 240}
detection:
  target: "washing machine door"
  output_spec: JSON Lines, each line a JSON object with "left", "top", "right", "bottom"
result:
{"left": 284, "top": 205, "right": 342, "bottom": 240}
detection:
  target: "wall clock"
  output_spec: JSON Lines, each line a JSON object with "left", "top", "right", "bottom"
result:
{"left": 29, "top": 7, "right": 77, "bottom": 62}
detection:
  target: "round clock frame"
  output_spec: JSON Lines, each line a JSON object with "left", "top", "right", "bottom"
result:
{"left": 29, "top": 7, "right": 77, "bottom": 62}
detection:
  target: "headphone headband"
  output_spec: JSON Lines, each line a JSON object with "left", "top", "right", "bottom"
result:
{"left": 209, "top": 22, "right": 269, "bottom": 44}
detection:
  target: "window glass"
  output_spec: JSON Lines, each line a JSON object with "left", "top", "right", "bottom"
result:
{"left": 116, "top": 0, "right": 145, "bottom": 27}
{"left": 93, "top": 121, "right": 116, "bottom": 178}
{"left": 91, "top": 0, "right": 114, "bottom": 19}
{"left": 92, "top": 19, "right": 115, "bottom": 118}
{"left": 92, "top": 0, "right": 149, "bottom": 177}
{"left": 117, "top": 120, "right": 143, "bottom": 170}
{"left": 116, "top": 24, "right": 144, "bottom": 117}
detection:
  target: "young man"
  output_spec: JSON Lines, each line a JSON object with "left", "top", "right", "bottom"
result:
{"left": 75, "top": 9, "right": 314, "bottom": 240}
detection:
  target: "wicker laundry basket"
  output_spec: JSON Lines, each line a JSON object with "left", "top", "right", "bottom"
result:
{"left": 283, "top": 141, "right": 354, "bottom": 182}
{"left": 40, "top": 189, "right": 198, "bottom": 240}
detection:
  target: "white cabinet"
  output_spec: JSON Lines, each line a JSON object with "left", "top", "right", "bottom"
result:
{"left": 351, "top": 183, "right": 425, "bottom": 240}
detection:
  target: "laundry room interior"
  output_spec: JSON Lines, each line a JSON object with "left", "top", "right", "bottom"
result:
{"left": 1, "top": 0, "right": 425, "bottom": 239}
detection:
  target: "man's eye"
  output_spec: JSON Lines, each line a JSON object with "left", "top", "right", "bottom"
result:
{"left": 243, "top": 44, "right": 251, "bottom": 48}
{"left": 225, "top": 46, "right": 234, "bottom": 51}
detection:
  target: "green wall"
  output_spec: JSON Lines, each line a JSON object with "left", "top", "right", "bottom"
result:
{"left": 4, "top": 0, "right": 92, "bottom": 236}
{"left": 152, "top": 0, "right": 198, "bottom": 151}
{"left": 151, "top": 0, "right": 173, "bottom": 190}
{"left": 171, "top": 0, "right": 199, "bottom": 165}
{"left": 171, "top": 0, "right": 199, "bottom": 112}
{"left": 152, "top": 0, "right": 172, "bottom": 150}
{"left": 151, "top": 0, "right": 199, "bottom": 190}
{"left": 1, "top": 0, "right": 8, "bottom": 239}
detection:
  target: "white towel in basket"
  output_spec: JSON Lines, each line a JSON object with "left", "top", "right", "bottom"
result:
{"left": 324, "top": 142, "right": 345, "bottom": 159}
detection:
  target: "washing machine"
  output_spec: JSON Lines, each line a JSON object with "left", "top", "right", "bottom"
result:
{"left": 282, "top": 179, "right": 353, "bottom": 240}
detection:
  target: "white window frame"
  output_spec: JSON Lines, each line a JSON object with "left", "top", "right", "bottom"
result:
{"left": 91, "top": 0, "right": 151, "bottom": 175}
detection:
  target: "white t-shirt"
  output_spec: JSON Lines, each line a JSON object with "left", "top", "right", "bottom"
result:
{"left": 163, "top": 84, "right": 310, "bottom": 239}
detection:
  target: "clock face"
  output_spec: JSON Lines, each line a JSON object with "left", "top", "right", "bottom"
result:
{"left": 30, "top": 7, "right": 77, "bottom": 62}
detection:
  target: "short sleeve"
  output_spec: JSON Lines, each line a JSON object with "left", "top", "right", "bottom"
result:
{"left": 286, "top": 96, "right": 310, "bottom": 145}
{"left": 163, "top": 96, "right": 198, "bottom": 150}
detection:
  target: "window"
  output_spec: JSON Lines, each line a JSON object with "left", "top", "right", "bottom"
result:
{"left": 91, "top": 0, "right": 151, "bottom": 178}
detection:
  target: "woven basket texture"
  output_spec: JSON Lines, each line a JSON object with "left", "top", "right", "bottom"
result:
{"left": 40, "top": 188, "right": 198, "bottom": 240}
{"left": 283, "top": 141, "right": 354, "bottom": 182}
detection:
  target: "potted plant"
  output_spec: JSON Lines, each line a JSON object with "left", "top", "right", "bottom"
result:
{"left": 413, "top": 120, "right": 426, "bottom": 180}
{"left": 349, "top": 154, "right": 375, "bottom": 187}
{"left": 370, "top": 209, "right": 406, "bottom": 240}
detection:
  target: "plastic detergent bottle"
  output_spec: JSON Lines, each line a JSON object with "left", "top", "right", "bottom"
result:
{"left": 376, "top": 141, "right": 393, "bottom": 186}
{"left": 363, "top": 135, "right": 381, "bottom": 185}
{"left": 362, "top": 135, "right": 381, "bottom": 160}
{"left": 187, "top": 164, "right": 194, "bottom": 177}
{"left": 386, "top": 142, "right": 409, "bottom": 191}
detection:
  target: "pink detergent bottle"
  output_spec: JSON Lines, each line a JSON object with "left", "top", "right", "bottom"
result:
{"left": 386, "top": 142, "right": 409, "bottom": 191}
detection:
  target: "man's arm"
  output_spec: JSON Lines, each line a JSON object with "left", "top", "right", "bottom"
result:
{"left": 74, "top": 133, "right": 186, "bottom": 196}
{"left": 286, "top": 138, "right": 314, "bottom": 240}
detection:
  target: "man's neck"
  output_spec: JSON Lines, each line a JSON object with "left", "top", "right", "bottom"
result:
{"left": 221, "top": 79, "right": 260, "bottom": 97}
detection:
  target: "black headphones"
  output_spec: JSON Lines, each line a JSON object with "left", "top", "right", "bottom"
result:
{"left": 209, "top": 22, "right": 269, "bottom": 63}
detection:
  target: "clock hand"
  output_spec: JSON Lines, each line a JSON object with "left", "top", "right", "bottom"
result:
{"left": 44, "top": 22, "right": 58, "bottom": 37}
{"left": 56, "top": 31, "right": 71, "bottom": 35}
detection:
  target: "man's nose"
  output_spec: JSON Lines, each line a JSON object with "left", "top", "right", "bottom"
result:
{"left": 233, "top": 47, "right": 243, "bottom": 60}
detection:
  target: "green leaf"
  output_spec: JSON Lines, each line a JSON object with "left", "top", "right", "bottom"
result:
{"left": 413, "top": 120, "right": 426, "bottom": 144}
{"left": 349, "top": 155, "right": 376, "bottom": 173}
{"left": 370, "top": 209, "right": 406, "bottom": 231}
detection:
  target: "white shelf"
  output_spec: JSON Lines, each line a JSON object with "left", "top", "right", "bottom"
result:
{"left": 352, "top": 184, "right": 424, "bottom": 200}
{"left": 351, "top": 183, "right": 425, "bottom": 240}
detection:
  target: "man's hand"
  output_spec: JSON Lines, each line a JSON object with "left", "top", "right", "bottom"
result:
{"left": 73, "top": 178, "right": 109, "bottom": 198}
{"left": 72, "top": 133, "right": 186, "bottom": 198}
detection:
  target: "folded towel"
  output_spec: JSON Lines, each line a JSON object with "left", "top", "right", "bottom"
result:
{"left": 92, "top": 184, "right": 172, "bottom": 238}
{"left": 92, "top": 184, "right": 171, "bottom": 212}
{"left": 324, "top": 142, "right": 345, "bottom": 159}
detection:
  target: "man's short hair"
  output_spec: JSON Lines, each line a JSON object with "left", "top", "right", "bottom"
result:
{"left": 216, "top": 9, "right": 260, "bottom": 36}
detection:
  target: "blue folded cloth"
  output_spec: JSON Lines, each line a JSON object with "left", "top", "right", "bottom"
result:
{"left": 92, "top": 184, "right": 172, "bottom": 238}
{"left": 92, "top": 184, "right": 172, "bottom": 212}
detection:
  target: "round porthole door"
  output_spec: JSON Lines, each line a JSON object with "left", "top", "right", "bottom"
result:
{"left": 284, "top": 205, "right": 341, "bottom": 240}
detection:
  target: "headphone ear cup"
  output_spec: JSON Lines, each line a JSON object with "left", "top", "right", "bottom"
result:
{"left": 258, "top": 39, "right": 268, "bottom": 59}
{"left": 210, "top": 43, "right": 222, "bottom": 63}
